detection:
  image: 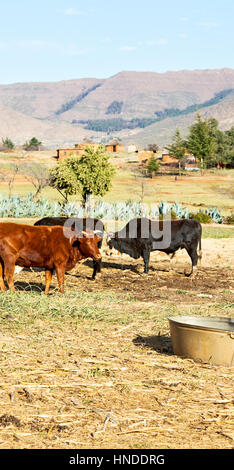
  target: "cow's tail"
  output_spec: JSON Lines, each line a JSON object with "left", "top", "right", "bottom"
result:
{"left": 198, "top": 224, "right": 202, "bottom": 265}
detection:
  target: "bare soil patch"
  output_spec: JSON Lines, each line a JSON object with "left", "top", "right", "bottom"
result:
{"left": 0, "top": 238, "right": 233, "bottom": 449}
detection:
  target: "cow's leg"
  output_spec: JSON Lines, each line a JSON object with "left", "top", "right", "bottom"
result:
{"left": 45, "top": 269, "right": 53, "bottom": 295}
{"left": 184, "top": 246, "right": 198, "bottom": 277}
{"left": 142, "top": 250, "right": 150, "bottom": 274}
{"left": 55, "top": 263, "right": 65, "bottom": 293}
{"left": 170, "top": 251, "right": 177, "bottom": 265}
{"left": 4, "top": 257, "right": 16, "bottom": 292}
{"left": 92, "top": 238, "right": 103, "bottom": 279}
{"left": 0, "top": 259, "right": 6, "bottom": 292}
{"left": 92, "top": 258, "right": 102, "bottom": 280}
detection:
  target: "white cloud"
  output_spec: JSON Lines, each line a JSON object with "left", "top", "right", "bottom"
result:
{"left": 146, "top": 39, "right": 168, "bottom": 46}
{"left": 120, "top": 45, "right": 137, "bottom": 51}
{"left": 100, "top": 37, "right": 112, "bottom": 44}
{"left": 120, "top": 39, "right": 168, "bottom": 52}
{"left": 0, "top": 39, "right": 58, "bottom": 50}
{"left": 0, "top": 39, "right": 92, "bottom": 56}
{"left": 64, "top": 8, "right": 82, "bottom": 16}
{"left": 198, "top": 21, "right": 219, "bottom": 29}
{"left": 178, "top": 33, "right": 188, "bottom": 39}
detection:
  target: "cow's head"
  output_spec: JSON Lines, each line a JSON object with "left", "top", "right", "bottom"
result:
{"left": 70, "top": 229, "right": 102, "bottom": 261}
{"left": 106, "top": 232, "right": 120, "bottom": 252}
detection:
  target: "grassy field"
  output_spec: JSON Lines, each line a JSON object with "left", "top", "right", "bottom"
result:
{"left": 0, "top": 150, "right": 233, "bottom": 449}
{"left": 0, "top": 151, "right": 233, "bottom": 216}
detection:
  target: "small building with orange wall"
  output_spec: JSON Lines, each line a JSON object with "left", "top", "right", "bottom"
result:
{"left": 57, "top": 141, "right": 99, "bottom": 161}
{"left": 105, "top": 139, "right": 125, "bottom": 153}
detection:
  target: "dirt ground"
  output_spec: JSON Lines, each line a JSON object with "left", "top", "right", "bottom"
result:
{"left": 0, "top": 238, "right": 233, "bottom": 449}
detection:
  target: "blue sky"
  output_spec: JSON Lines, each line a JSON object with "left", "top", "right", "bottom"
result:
{"left": 0, "top": 0, "right": 233, "bottom": 83}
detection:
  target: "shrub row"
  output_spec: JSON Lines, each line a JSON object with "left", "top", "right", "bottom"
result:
{"left": 0, "top": 194, "right": 224, "bottom": 224}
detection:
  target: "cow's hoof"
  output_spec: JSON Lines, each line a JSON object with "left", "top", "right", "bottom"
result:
{"left": 184, "top": 266, "right": 198, "bottom": 278}
{"left": 92, "top": 273, "right": 102, "bottom": 281}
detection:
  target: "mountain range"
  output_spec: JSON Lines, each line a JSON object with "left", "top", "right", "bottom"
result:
{"left": 0, "top": 68, "right": 234, "bottom": 148}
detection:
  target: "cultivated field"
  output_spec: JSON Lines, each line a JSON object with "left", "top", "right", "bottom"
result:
{"left": 0, "top": 150, "right": 233, "bottom": 449}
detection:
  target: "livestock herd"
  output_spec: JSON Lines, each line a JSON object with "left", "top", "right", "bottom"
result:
{"left": 0, "top": 217, "right": 202, "bottom": 293}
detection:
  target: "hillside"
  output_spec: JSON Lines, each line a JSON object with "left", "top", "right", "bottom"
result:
{"left": 0, "top": 68, "right": 234, "bottom": 147}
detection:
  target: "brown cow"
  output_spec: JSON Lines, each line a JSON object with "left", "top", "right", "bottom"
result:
{"left": 0, "top": 223, "right": 102, "bottom": 294}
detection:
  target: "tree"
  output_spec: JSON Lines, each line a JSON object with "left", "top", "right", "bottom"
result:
{"left": 165, "top": 129, "right": 186, "bottom": 175}
{"left": 0, "top": 164, "right": 20, "bottom": 197}
{"left": 20, "top": 162, "right": 51, "bottom": 199}
{"left": 146, "top": 155, "right": 161, "bottom": 178}
{"left": 222, "top": 127, "right": 234, "bottom": 167}
{"left": 49, "top": 157, "right": 81, "bottom": 202}
{"left": 2, "top": 137, "right": 15, "bottom": 150}
{"left": 186, "top": 113, "right": 217, "bottom": 172}
{"left": 145, "top": 143, "right": 159, "bottom": 153}
{"left": 23, "top": 137, "right": 42, "bottom": 151}
{"left": 49, "top": 145, "right": 115, "bottom": 204}
{"left": 69, "top": 145, "right": 116, "bottom": 204}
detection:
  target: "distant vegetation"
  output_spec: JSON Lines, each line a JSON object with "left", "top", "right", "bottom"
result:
{"left": 55, "top": 83, "right": 102, "bottom": 115}
{"left": 23, "top": 137, "right": 42, "bottom": 151}
{"left": 1, "top": 137, "right": 15, "bottom": 150}
{"left": 167, "top": 114, "right": 234, "bottom": 169}
{"left": 72, "top": 117, "right": 157, "bottom": 131}
{"left": 72, "top": 88, "right": 234, "bottom": 132}
{"left": 105, "top": 101, "right": 124, "bottom": 115}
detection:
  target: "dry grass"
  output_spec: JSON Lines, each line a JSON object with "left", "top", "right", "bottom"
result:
{"left": 0, "top": 238, "right": 233, "bottom": 449}
{"left": 0, "top": 150, "right": 234, "bottom": 215}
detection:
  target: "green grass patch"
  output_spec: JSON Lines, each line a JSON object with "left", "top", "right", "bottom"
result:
{"left": 202, "top": 225, "right": 234, "bottom": 238}
{"left": 0, "top": 290, "right": 136, "bottom": 331}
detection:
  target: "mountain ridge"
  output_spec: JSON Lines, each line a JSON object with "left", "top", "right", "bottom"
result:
{"left": 0, "top": 68, "right": 234, "bottom": 147}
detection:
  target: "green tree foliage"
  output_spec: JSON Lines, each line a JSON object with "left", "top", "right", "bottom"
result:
{"left": 166, "top": 129, "right": 186, "bottom": 174}
{"left": 49, "top": 145, "right": 115, "bottom": 203}
{"left": 49, "top": 157, "right": 81, "bottom": 202}
{"left": 221, "top": 127, "right": 234, "bottom": 166}
{"left": 186, "top": 113, "right": 217, "bottom": 168}
{"left": 146, "top": 155, "right": 161, "bottom": 178}
{"left": 69, "top": 145, "right": 116, "bottom": 203}
{"left": 2, "top": 137, "right": 15, "bottom": 150}
{"left": 23, "top": 137, "right": 42, "bottom": 151}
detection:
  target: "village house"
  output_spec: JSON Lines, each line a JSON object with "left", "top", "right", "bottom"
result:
{"left": 105, "top": 139, "right": 125, "bottom": 153}
{"left": 127, "top": 144, "right": 138, "bottom": 153}
{"left": 57, "top": 140, "right": 99, "bottom": 161}
{"left": 138, "top": 150, "right": 161, "bottom": 165}
{"left": 138, "top": 148, "right": 198, "bottom": 170}
{"left": 161, "top": 150, "right": 199, "bottom": 169}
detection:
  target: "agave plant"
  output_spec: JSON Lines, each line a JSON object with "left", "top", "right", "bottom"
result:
{"left": 0, "top": 193, "right": 224, "bottom": 224}
{"left": 208, "top": 207, "right": 223, "bottom": 224}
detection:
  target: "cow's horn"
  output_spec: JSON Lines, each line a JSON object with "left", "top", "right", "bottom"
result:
{"left": 106, "top": 231, "right": 114, "bottom": 238}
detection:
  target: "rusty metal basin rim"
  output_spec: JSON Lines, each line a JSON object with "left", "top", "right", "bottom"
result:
{"left": 168, "top": 316, "right": 234, "bottom": 366}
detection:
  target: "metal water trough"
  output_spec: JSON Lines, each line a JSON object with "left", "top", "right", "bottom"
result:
{"left": 168, "top": 316, "right": 234, "bottom": 366}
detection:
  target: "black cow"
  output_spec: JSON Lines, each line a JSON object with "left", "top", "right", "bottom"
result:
{"left": 34, "top": 217, "right": 104, "bottom": 279}
{"left": 107, "top": 218, "right": 202, "bottom": 276}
